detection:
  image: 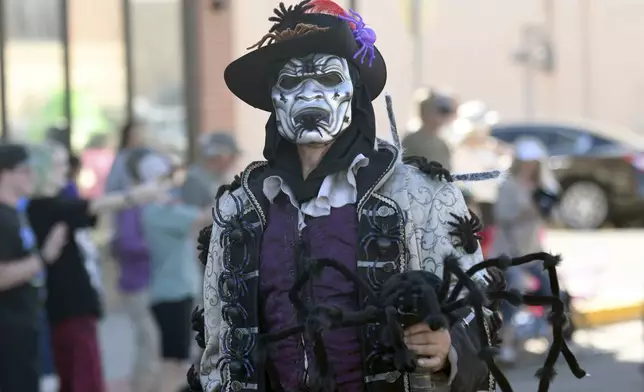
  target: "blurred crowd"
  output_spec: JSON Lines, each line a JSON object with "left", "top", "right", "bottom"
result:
{"left": 0, "top": 126, "right": 240, "bottom": 392}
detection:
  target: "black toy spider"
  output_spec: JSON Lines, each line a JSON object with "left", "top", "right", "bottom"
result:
{"left": 268, "top": 0, "right": 314, "bottom": 33}
{"left": 197, "top": 224, "right": 212, "bottom": 266}
{"left": 360, "top": 202, "right": 403, "bottom": 256}
{"left": 212, "top": 193, "right": 256, "bottom": 248}
{"left": 222, "top": 302, "right": 249, "bottom": 326}
{"left": 448, "top": 210, "right": 483, "bottom": 254}
{"left": 403, "top": 156, "right": 453, "bottom": 182}
{"left": 255, "top": 250, "right": 586, "bottom": 392}
{"left": 216, "top": 329, "right": 256, "bottom": 381}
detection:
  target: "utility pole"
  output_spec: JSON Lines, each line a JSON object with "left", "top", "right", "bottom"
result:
{"left": 123, "top": 0, "right": 134, "bottom": 124}
{"left": 542, "top": 0, "right": 556, "bottom": 116}
{"left": 515, "top": 26, "right": 537, "bottom": 119}
{"left": 580, "top": 0, "right": 592, "bottom": 119}
{"left": 61, "top": 0, "right": 72, "bottom": 148}
{"left": 0, "top": 0, "right": 7, "bottom": 140}
{"left": 411, "top": 0, "right": 423, "bottom": 89}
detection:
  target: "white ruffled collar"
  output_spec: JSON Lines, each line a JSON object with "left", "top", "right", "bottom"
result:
{"left": 262, "top": 154, "right": 370, "bottom": 229}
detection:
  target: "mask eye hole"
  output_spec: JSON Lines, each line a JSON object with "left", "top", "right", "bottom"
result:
{"left": 278, "top": 75, "right": 302, "bottom": 90}
{"left": 314, "top": 72, "right": 344, "bottom": 87}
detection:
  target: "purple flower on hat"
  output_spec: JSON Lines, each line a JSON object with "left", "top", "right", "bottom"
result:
{"left": 338, "top": 9, "right": 377, "bottom": 67}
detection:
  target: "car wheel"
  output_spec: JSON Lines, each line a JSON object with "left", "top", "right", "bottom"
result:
{"left": 559, "top": 181, "right": 609, "bottom": 229}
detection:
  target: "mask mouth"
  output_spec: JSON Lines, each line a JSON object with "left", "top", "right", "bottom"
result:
{"left": 293, "top": 108, "right": 331, "bottom": 128}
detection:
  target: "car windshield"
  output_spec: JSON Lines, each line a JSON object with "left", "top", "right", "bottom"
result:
{"left": 492, "top": 123, "right": 644, "bottom": 154}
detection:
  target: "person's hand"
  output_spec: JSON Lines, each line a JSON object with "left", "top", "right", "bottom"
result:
{"left": 41, "top": 223, "right": 68, "bottom": 264}
{"left": 171, "top": 167, "right": 187, "bottom": 186}
{"left": 131, "top": 181, "right": 168, "bottom": 203}
{"left": 404, "top": 323, "right": 452, "bottom": 372}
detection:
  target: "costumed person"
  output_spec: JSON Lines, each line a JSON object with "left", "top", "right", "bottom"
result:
{"left": 190, "top": 2, "right": 586, "bottom": 392}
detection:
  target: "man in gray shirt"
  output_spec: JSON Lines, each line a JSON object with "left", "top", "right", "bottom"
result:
{"left": 402, "top": 89, "right": 458, "bottom": 171}
{"left": 181, "top": 132, "right": 240, "bottom": 208}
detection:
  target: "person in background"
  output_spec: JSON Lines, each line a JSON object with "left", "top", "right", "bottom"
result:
{"left": 25, "top": 141, "right": 182, "bottom": 392}
{"left": 0, "top": 144, "right": 67, "bottom": 392}
{"left": 60, "top": 153, "right": 81, "bottom": 199}
{"left": 491, "top": 137, "right": 560, "bottom": 365}
{"left": 46, "top": 124, "right": 70, "bottom": 147}
{"left": 181, "top": 132, "right": 240, "bottom": 209}
{"left": 105, "top": 121, "right": 152, "bottom": 193}
{"left": 113, "top": 148, "right": 162, "bottom": 392}
{"left": 402, "top": 89, "right": 459, "bottom": 170}
{"left": 130, "top": 151, "right": 211, "bottom": 392}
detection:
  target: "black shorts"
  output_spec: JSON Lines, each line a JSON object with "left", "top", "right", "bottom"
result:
{"left": 151, "top": 297, "right": 194, "bottom": 361}
{"left": 0, "top": 324, "right": 39, "bottom": 392}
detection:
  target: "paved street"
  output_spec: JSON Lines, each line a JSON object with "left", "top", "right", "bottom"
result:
{"left": 504, "top": 321, "right": 643, "bottom": 391}
{"left": 102, "top": 318, "right": 644, "bottom": 391}
{"left": 100, "top": 229, "right": 644, "bottom": 391}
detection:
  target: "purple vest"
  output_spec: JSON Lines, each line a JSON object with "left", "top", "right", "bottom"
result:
{"left": 259, "top": 196, "right": 364, "bottom": 392}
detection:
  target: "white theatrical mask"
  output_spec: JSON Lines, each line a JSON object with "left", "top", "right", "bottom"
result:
{"left": 271, "top": 53, "right": 354, "bottom": 145}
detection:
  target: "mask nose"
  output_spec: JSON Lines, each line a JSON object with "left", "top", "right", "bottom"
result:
{"left": 296, "top": 79, "right": 324, "bottom": 102}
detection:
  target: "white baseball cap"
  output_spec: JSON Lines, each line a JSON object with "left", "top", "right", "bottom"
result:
{"left": 514, "top": 137, "right": 549, "bottom": 161}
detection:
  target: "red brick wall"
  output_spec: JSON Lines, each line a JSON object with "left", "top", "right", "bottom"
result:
{"left": 197, "top": 0, "right": 235, "bottom": 135}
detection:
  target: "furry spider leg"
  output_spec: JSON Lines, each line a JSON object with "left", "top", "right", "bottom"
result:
{"left": 437, "top": 258, "right": 454, "bottom": 302}
{"left": 186, "top": 364, "right": 203, "bottom": 392}
{"left": 489, "top": 290, "right": 587, "bottom": 384}
{"left": 381, "top": 305, "right": 416, "bottom": 372}
{"left": 467, "top": 252, "right": 560, "bottom": 277}
{"left": 355, "top": 46, "right": 368, "bottom": 63}
{"left": 310, "top": 332, "right": 335, "bottom": 392}
{"left": 212, "top": 179, "right": 243, "bottom": 226}
{"left": 443, "top": 256, "right": 488, "bottom": 308}
{"left": 315, "top": 258, "right": 379, "bottom": 302}
{"left": 442, "top": 257, "right": 514, "bottom": 391}
{"left": 447, "top": 253, "right": 559, "bottom": 303}
{"left": 288, "top": 263, "right": 314, "bottom": 314}
{"left": 191, "top": 307, "right": 206, "bottom": 349}
{"left": 197, "top": 224, "right": 213, "bottom": 266}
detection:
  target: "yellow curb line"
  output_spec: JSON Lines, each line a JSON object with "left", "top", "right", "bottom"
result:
{"left": 574, "top": 302, "right": 643, "bottom": 328}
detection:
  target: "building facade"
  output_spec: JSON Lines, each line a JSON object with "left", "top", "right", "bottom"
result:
{"left": 1, "top": 0, "right": 644, "bottom": 163}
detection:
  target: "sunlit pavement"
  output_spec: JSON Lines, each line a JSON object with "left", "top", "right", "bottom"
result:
{"left": 504, "top": 321, "right": 643, "bottom": 391}
{"left": 102, "top": 319, "right": 644, "bottom": 392}
{"left": 100, "top": 229, "right": 644, "bottom": 391}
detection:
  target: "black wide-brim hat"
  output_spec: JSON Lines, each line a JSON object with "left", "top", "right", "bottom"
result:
{"left": 224, "top": 0, "right": 387, "bottom": 112}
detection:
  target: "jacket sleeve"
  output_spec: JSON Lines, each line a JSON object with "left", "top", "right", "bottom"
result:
{"left": 413, "top": 180, "right": 495, "bottom": 392}
{"left": 199, "top": 197, "right": 231, "bottom": 392}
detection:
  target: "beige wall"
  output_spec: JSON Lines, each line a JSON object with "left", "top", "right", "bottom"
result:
{"left": 8, "top": 0, "right": 643, "bottom": 156}
{"left": 421, "top": 0, "right": 644, "bottom": 129}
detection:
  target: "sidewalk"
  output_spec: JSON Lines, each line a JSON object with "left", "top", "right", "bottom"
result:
{"left": 545, "top": 229, "right": 644, "bottom": 328}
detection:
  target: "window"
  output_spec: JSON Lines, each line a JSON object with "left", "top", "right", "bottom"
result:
{"left": 4, "top": 0, "right": 64, "bottom": 142}
{"left": 131, "top": 0, "right": 186, "bottom": 161}
{"left": 6, "top": 0, "right": 62, "bottom": 41}
{"left": 68, "top": 0, "right": 126, "bottom": 151}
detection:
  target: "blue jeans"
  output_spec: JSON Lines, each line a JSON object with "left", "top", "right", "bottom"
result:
{"left": 39, "top": 311, "right": 56, "bottom": 376}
